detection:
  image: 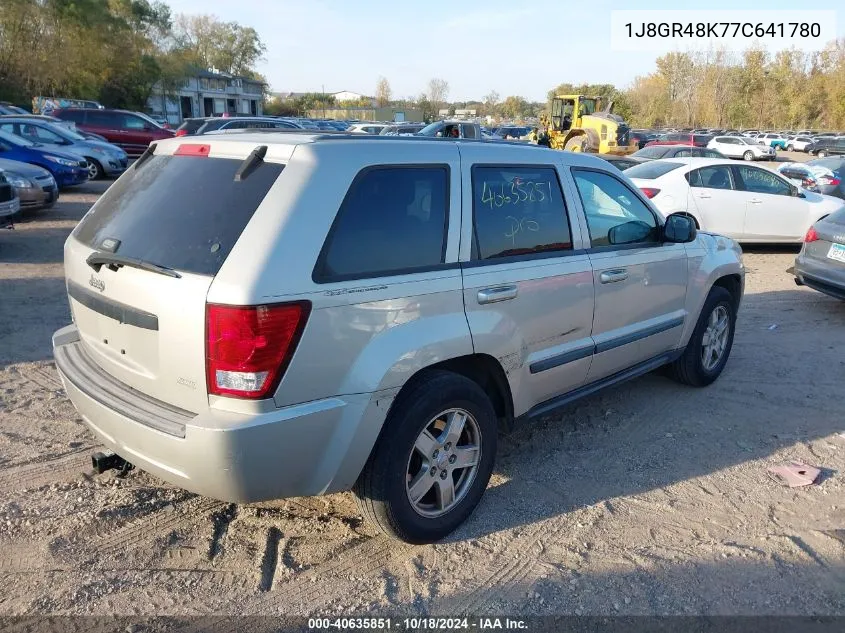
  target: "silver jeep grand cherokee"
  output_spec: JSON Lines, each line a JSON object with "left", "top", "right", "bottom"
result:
{"left": 54, "top": 133, "right": 744, "bottom": 543}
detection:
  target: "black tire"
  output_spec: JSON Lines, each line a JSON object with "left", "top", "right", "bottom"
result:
{"left": 353, "top": 370, "right": 497, "bottom": 544}
{"left": 85, "top": 158, "right": 104, "bottom": 180}
{"left": 817, "top": 150, "right": 827, "bottom": 158}
{"left": 786, "top": 144, "right": 794, "bottom": 152}
{"left": 742, "top": 150, "right": 754, "bottom": 161}
{"left": 667, "top": 286, "right": 736, "bottom": 387}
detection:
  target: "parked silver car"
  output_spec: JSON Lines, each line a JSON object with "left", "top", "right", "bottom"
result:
{"left": 0, "top": 118, "right": 128, "bottom": 179}
{"left": 0, "top": 158, "right": 58, "bottom": 211}
{"left": 53, "top": 134, "right": 745, "bottom": 543}
{"left": 790, "top": 209, "right": 845, "bottom": 300}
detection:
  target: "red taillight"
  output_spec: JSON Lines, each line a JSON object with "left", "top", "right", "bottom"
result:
{"left": 206, "top": 302, "right": 310, "bottom": 399}
{"left": 828, "top": 177, "right": 841, "bottom": 186}
{"left": 804, "top": 227, "right": 819, "bottom": 243}
{"left": 175, "top": 129, "right": 188, "bottom": 137}
{"left": 640, "top": 187, "right": 661, "bottom": 199}
{"left": 802, "top": 177, "right": 816, "bottom": 188}
{"left": 175, "top": 143, "right": 210, "bottom": 156}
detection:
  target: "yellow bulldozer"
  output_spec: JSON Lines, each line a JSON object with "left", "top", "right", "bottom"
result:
{"left": 540, "top": 94, "right": 636, "bottom": 155}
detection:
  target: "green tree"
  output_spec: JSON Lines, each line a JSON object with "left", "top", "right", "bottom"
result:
{"left": 173, "top": 13, "right": 266, "bottom": 78}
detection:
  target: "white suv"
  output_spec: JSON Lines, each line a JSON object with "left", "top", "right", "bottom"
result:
{"left": 708, "top": 136, "right": 775, "bottom": 161}
{"left": 53, "top": 133, "right": 744, "bottom": 542}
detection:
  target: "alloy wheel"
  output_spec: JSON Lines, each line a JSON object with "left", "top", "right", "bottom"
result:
{"left": 701, "top": 305, "right": 730, "bottom": 372}
{"left": 405, "top": 408, "right": 482, "bottom": 518}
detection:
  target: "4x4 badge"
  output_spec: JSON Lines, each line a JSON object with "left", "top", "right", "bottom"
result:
{"left": 89, "top": 274, "right": 105, "bottom": 293}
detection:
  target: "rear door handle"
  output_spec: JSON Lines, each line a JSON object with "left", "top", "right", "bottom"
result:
{"left": 696, "top": 193, "right": 711, "bottom": 199}
{"left": 477, "top": 285, "right": 518, "bottom": 304}
{"left": 600, "top": 269, "right": 628, "bottom": 284}
{"left": 749, "top": 198, "right": 763, "bottom": 204}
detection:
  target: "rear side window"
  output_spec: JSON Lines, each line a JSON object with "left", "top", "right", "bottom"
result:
{"left": 314, "top": 166, "right": 449, "bottom": 281}
{"left": 471, "top": 166, "right": 572, "bottom": 260}
{"left": 73, "top": 155, "right": 283, "bottom": 276}
{"left": 693, "top": 135, "right": 711, "bottom": 145}
{"left": 88, "top": 111, "right": 118, "bottom": 127}
{"left": 59, "top": 110, "right": 86, "bottom": 123}
{"left": 625, "top": 161, "right": 684, "bottom": 180}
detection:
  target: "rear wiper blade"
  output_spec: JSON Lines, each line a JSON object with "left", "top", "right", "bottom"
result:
{"left": 86, "top": 252, "right": 181, "bottom": 278}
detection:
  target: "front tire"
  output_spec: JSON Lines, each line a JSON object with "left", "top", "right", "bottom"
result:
{"left": 743, "top": 151, "right": 754, "bottom": 161}
{"left": 668, "top": 286, "right": 736, "bottom": 387}
{"left": 818, "top": 150, "right": 827, "bottom": 158}
{"left": 786, "top": 144, "right": 794, "bottom": 152}
{"left": 85, "top": 158, "right": 104, "bottom": 180}
{"left": 353, "top": 370, "right": 497, "bottom": 544}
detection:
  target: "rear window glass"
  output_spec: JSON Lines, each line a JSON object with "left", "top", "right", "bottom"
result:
{"left": 693, "top": 135, "right": 712, "bottom": 144}
{"left": 632, "top": 146, "right": 668, "bottom": 158}
{"left": 72, "top": 155, "right": 283, "bottom": 276}
{"left": 624, "top": 161, "right": 684, "bottom": 180}
{"left": 314, "top": 166, "right": 449, "bottom": 281}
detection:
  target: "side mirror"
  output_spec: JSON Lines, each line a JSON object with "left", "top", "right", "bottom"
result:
{"left": 663, "top": 213, "right": 697, "bottom": 243}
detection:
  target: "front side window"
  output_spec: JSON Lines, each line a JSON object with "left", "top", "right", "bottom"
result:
{"left": 572, "top": 169, "right": 659, "bottom": 248}
{"left": 471, "top": 165, "right": 572, "bottom": 260}
{"left": 122, "top": 115, "right": 146, "bottom": 130}
{"left": 735, "top": 166, "right": 792, "bottom": 196}
{"left": 315, "top": 166, "right": 449, "bottom": 281}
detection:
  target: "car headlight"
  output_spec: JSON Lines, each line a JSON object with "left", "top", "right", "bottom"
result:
{"left": 4, "top": 172, "right": 33, "bottom": 188}
{"left": 45, "top": 155, "right": 80, "bottom": 167}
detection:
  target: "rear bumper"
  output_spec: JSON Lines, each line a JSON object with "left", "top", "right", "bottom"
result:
{"left": 53, "top": 324, "right": 391, "bottom": 502}
{"left": 793, "top": 255, "right": 845, "bottom": 301}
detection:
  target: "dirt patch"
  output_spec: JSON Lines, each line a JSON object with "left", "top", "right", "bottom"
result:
{"left": 0, "top": 182, "right": 843, "bottom": 616}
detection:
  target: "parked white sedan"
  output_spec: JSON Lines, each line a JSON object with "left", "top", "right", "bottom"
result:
{"left": 626, "top": 158, "right": 845, "bottom": 243}
{"left": 708, "top": 136, "right": 775, "bottom": 161}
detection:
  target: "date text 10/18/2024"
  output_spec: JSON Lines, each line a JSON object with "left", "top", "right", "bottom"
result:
{"left": 307, "top": 617, "right": 529, "bottom": 630}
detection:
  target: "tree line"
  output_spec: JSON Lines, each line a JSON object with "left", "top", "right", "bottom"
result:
{"left": 272, "top": 40, "right": 844, "bottom": 132}
{"left": 2, "top": 4, "right": 842, "bottom": 131}
{"left": 0, "top": 0, "right": 266, "bottom": 110}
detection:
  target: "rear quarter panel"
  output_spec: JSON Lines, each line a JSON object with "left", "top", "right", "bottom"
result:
{"left": 208, "top": 140, "right": 471, "bottom": 407}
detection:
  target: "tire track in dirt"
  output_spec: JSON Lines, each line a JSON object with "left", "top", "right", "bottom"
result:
{"left": 87, "top": 496, "right": 225, "bottom": 557}
{"left": 0, "top": 448, "right": 94, "bottom": 492}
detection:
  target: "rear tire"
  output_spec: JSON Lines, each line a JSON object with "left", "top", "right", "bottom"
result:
{"left": 742, "top": 151, "right": 754, "bottom": 161}
{"left": 667, "top": 286, "right": 736, "bottom": 387}
{"left": 353, "top": 370, "right": 497, "bottom": 544}
{"left": 786, "top": 144, "right": 794, "bottom": 152}
{"left": 818, "top": 150, "right": 827, "bottom": 158}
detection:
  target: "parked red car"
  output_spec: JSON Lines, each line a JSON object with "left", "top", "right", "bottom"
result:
{"left": 51, "top": 108, "right": 174, "bottom": 157}
{"left": 645, "top": 132, "right": 713, "bottom": 148}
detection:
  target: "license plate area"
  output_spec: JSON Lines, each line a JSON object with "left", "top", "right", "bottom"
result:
{"left": 827, "top": 242, "right": 845, "bottom": 263}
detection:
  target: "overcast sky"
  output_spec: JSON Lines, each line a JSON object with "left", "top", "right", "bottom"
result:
{"left": 165, "top": 0, "right": 843, "bottom": 102}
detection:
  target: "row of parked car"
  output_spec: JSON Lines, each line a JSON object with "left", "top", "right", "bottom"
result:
{"left": 599, "top": 151, "right": 845, "bottom": 301}
{"left": 0, "top": 111, "right": 138, "bottom": 226}
{"left": 605, "top": 144, "right": 844, "bottom": 198}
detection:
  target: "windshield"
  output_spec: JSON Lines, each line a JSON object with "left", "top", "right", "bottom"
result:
{"left": 0, "top": 129, "right": 34, "bottom": 146}
{"left": 418, "top": 122, "right": 443, "bottom": 136}
{"left": 632, "top": 146, "right": 669, "bottom": 158}
{"left": 50, "top": 123, "right": 85, "bottom": 141}
{"left": 133, "top": 112, "right": 164, "bottom": 129}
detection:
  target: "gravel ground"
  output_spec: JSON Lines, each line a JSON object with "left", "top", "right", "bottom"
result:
{"left": 0, "top": 151, "right": 843, "bottom": 619}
